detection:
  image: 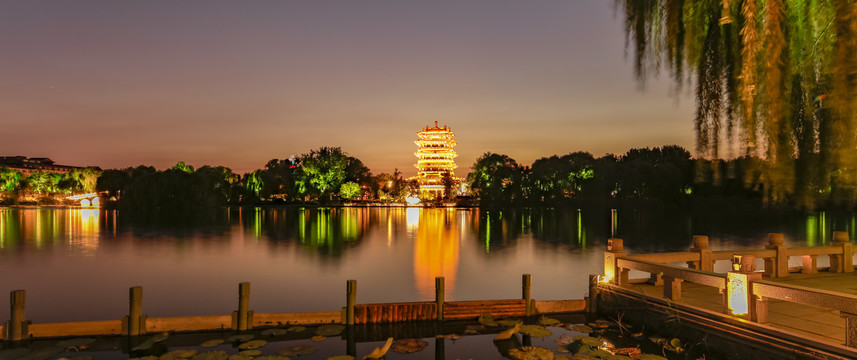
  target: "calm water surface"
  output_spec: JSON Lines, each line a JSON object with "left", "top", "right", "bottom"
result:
{"left": 1, "top": 206, "right": 856, "bottom": 325}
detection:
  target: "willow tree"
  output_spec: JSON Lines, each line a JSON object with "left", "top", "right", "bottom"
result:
{"left": 617, "top": 0, "right": 857, "bottom": 208}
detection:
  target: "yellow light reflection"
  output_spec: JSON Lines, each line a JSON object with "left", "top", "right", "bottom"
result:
{"left": 414, "top": 209, "right": 459, "bottom": 299}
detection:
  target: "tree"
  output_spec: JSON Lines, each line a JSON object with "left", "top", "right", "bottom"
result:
{"left": 295, "top": 147, "right": 350, "bottom": 202}
{"left": 617, "top": 0, "right": 857, "bottom": 207}
{"left": 468, "top": 153, "right": 524, "bottom": 205}
{"left": 172, "top": 161, "right": 194, "bottom": 173}
{"left": 340, "top": 181, "right": 362, "bottom": 201}
{"left": 0, "top": 167, "right": 24, "bottom": 192}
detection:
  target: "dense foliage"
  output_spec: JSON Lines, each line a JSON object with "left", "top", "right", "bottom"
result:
{"left": 0, "top": 166, "right": 100, "bottom": 204}
{"left": 617, "top": 0, "right": 857, "bottom": 208}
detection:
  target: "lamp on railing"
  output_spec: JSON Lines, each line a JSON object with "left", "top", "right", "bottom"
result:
{"left": 727, "top": 254, "right": 762, "bottom": 319}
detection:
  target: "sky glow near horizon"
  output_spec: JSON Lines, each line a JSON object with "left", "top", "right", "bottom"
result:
{"left": 1, "top": 1, "right": 694, "bottom": 175}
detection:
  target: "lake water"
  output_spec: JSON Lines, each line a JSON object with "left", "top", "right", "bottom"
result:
{"left": 1, "top": 206, "right": 856, "bottom": 325}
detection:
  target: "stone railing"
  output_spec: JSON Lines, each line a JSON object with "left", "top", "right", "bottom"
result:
{"left": 601, "top": 232, "right": 857, "bottom": 347}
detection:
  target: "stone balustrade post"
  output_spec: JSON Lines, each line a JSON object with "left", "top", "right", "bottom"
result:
{"left": 663, "top": 276, "right": 683, "bottom": 302}
{"left": 764, "top": 233, "right": 789, "bottom": 278}
{"left": 830, "top": 232, "right": 853, "bottom": 273}
{"left": 688, "top": 235, "right": 713, "bottom": 272}
{"left": 604, "top": 238, "right": 628, "bottom": 286}
{"left": 841, "top": 311, "right": 857, "bottom": 348}
{"left": 727, "top": 255, "right": 763, "bottom": 321}
{"left": 801, "top": 255, "right": 818, "bottom": 274}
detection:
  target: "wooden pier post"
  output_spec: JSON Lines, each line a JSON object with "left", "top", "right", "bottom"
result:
{"left": 764, "top": 233, "right": 789, "bottom": 278}
{"left": 830, "top": 232, "right": 853, "bottom": 273}
{"left": 346, "top": 280, "right": 357, "bottom": 325}
{"left": 435, "top": 334, "right": 445, "bottom": 360}
{"left": 127, "top": 286, "right": 144, "bottom": 336}
{"left": 236, "top": 282, "right": 251, "bottom": 331}
{"left": 6, "top": 290, "right": 26, "bottom": 341}
{"left": 435, "top": 277, "right": 445, "bottom": 321}
{"left": 587, "top": 274, "right": 598, "bottom": 314}
{"left": 522, "top": 274, "right": 532, "bottom": 316}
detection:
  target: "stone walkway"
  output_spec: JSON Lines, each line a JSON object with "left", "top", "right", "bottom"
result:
{"left": 628, "top": 271, "right": 857, "bottom": 346}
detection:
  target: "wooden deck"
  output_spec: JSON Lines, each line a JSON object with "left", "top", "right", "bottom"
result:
{"left": 626, "top": 271, "right": 857, "bottom": 346}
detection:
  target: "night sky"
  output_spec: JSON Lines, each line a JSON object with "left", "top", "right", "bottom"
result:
{"left": 2, "top": 1, "right": 693, "bottom": 175}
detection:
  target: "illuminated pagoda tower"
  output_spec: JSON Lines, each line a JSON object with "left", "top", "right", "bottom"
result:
{"left": 412, "top": 122, "right": 458, "bottom": 197}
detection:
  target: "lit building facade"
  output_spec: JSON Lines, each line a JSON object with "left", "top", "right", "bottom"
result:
{"left": 411, "top": 122, "right": 458, "bottom": 197}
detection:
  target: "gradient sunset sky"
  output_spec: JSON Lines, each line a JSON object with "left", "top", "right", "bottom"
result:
{"left": 2, "top": 1, "right": 694, "bottom": 175}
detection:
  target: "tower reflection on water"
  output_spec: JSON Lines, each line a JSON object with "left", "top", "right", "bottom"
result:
{"left": 410, "top": 208, "right": 459, "bottom": 299}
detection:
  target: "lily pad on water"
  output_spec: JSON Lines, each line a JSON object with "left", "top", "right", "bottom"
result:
{"left": 311, "top": 335, "right": 327, "bottom": 341}
{"left": 132, "top": 333, "right": 169, "bottom": 351}
{"left": 255, "top": 356, "right": 292, "bottom": 360}
{"left": 261, "top": 328, "right": 288, "bottom": 336}
{"left": 554, "top": 335, "right": 574, "bottom": 346}
{"left": 190, "top": 351, "right": 229, "bottom": 360}
{"left": 227, "top": 334, "right": 254, "bottom": 343}
{"left": 363, "top": 337, "right": 393, "bottom": 359}
{"left": 390, "top": 339, "right": 428, "bottom": 354}
{"left": 573, "top": 336, "right": 601, "bottom": 347}
{"left": 639, "top": 355, "right": 668, "bottom": 360}
{"left": 286, "top": 326, "right": 306, "bottom": 333}
{"left": 538, "top": 316, "right": 561, "bottom": 326}
{"left": 316, "top": 324, "right": 345, "bottom": 336}
{"left": 519, "top": 325, "right": 552, "bottom": 338}
{"left": 278, "top": 345, "right": 318, "bottom": 356}
{"left": 555, "top": 356, "right": 573, "bottom": 360}
{"left": 238, "top": 340, "right": 267, "bottom": 350}
{"left": 238, "top": 350, "right": 261, "bottom": 356}
{"left": 494, "top": 323, "right": 520, "bottom": 341}
{"left": 160, "top": 349, "right": 198, "bottom": 360}
{"left": 508, "top": 346, "right": 554, "bottom": 360}
{"left": 587, "top": 349, "right": 612, "bottom": 358}
{"left": 200, "top": 340, "right": 225, "bottom": 348}
{"left": 464, "top": 329, "right": 479, "bottom": 335}
{"left": 570, "top": 325, "right": 593, "bottom": 333}
{"left": 56, "top": 338, "right": 96, "bottom": 349}
{"left": 328, "top": 356, "right": 354, "bottom": 360}
{"left": 478, "top": 313, "right": 498, "bottom": 327}
{"left": 67, "top": 356, "right": 94, "bottom": 360}
{"left": 227, "top": 355, "right": 253, "bottom": 360}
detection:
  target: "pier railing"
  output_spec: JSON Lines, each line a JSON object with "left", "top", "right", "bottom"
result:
{"left": 601, "top": 232, "right": 857, "bottom": 348}
{"left": 2, "top": 274, "right": 585, "bottom": 341}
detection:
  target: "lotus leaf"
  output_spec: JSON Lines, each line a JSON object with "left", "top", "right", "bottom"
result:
{"left": 56, "top": 338, "right": 96, "bottom": 348}
{"left": 200, "top": 340, "right": 225, "bottom": 348}
{"left": 497, "top": 319, "right": 523, "bottom": 327}
{"left": 639, "top": 355, "right": 668, "bottom": 360}
{"left": 227, "top": 335, "right": 254, "bottom": 343}
{"left": 363, "top": 337, "right": 393, "bottom": 359}
{"left": 554, "top": 335, "right": 574, "bottom": 346}
{"left": 390, "top": 338, "right": 428, "bottom": 354}
{"left": 508, "top": 346, "right": 554, "bottom": 360}
{"left": 227, "top": 355, "right": 253, "bottom": 360}
{"left": 130, "top": 357, "right": 159, "bottom": 360}
{"left": 190, "top": 351, "right": 229, "bottom": 360}
{"left": 594, "top": 319, "right": 610, "bottom": 326}
{"left": 556, "top": 346, "right": 569, "bottom": 353}
{"left": 311, "top": 336, "right": 327, "bottom": 341}
{"left": 255, "top": 356, "right": 292, "bottom": 360}
{"left": 464, "top": 329, "right": 478, "bottom": 335}
{"left": 160, "top": 349, "right": 198, "bottom": 360}
{"left": 612, "top": 348, "right": 641, "bottom": 357}
{"left": 132, "top": 333, "right": 169, "bottom": 351}
{"left": 587, "top": 349, "right": 612, "bottom": 358}
{"left": 286, "top": 326, "right": 306, "bottom": 333}
{"left": 316, "top": 324, "right": 345, "bottom": 336}
{"left": 648, "top": 337, "right": 664, "bottom": 345}
{"left": 478, "top": 313, "right": 498, "bottom": 327}
{"left": 328, "top": 357, "right": 354, "bottom": 360}
{"left": 570, "top": 325, "right": 593, "bottom": 333}
{"left": 538, "top": 317, "right": 561, "bottom": 326}
{"left": 494, "top": 323, "right": 520, "bottom": 340}
{"left": 238, "top": 340, "right": 267, "bottom": 350}
{"left": 238, "top": 350, "right": 261, "bottom": 356}
{"left": 278, "top": 345, "right": 318, "bottom": 356}
{"left": 262, "top": 329, "right": 288, "bottom": 336}
{"left": 573, "top": 336, "right": 601, "bottom": 347}
{"left": 630, "top": 332, "right": 643, "bottom": 339}
{"left": 519, "top": 325, "right": 552, "bottom": 338}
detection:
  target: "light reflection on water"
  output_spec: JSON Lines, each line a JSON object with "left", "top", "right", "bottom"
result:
{"left": 0, "top": 206, "right": 856, "bottom": 325}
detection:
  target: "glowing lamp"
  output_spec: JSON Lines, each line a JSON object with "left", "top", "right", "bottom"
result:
{"left": 727, "top": 271, "right": 749, "bottom": 316}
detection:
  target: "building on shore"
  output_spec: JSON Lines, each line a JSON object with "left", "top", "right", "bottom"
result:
{"left": 0, "top": 156, "right": 101, "bottom": 175}
{"left": 410, "top": 122, "right": 459, "bottom": 198}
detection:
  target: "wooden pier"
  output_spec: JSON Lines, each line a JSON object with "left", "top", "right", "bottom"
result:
{"left": 595, "top": 232, "right": 857, "bottom": 360}
{"left": 1, "top": 274, "right": 584, "bottom": 341}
